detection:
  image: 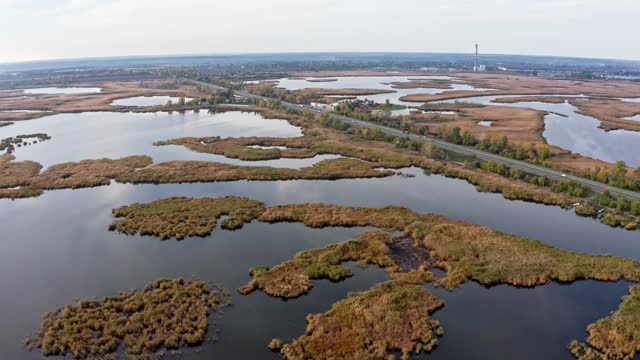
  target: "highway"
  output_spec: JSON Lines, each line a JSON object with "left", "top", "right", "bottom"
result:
{"left": 187, "top": 79, "right": 640, "bottom": 201}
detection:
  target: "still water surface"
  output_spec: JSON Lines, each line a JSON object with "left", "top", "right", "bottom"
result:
{"left": 112, "top": 96, "right": 193, "bottom": 107}
{"left": 1, "top": 111, "right": 639, "bottom": 359}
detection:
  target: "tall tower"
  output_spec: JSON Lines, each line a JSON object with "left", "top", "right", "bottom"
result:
{"left": 474, "top": 44, "right": 478, "bottom": 71}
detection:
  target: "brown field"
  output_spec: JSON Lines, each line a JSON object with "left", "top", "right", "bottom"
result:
{"left": 493, "top": 96, "right": 569, "bottom": 104}
{"left": 569, "top": 98, "right": 640, "bottom": 132}
{"left": 0, "top": 79, "right": 204, "bottom": 121}
{"left": 290, "top": 70, "right": 438, "bottom": 78}
{"left": 494, "top": 96, "right": 640, "bottom": 132}
{"left": 399, "top": 72, "right": 640, "bottom": 102}
{"left": 427, "top": 105, "right": 547, "bottom": 144}
{"left": 388, "top": 79, "right": 453, "bottom": 89}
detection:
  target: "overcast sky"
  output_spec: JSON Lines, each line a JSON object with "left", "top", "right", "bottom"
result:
{"left": 1, "top": 0, "right": 639, "bottom": 63}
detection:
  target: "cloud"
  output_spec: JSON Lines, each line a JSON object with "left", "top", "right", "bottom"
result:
{"left": 1, "top": 0, "right": 639, "bottom": 62}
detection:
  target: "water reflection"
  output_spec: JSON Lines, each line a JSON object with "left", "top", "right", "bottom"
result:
{"left": 439, "top": 95, "right": 640, "bottom": 167}
{"left": 0, "top": 110, "right": 347, "bottom": 169}
{"left": 111, "top": 96, "right": 193, "bottom": 107}
{"left": 2, "top": 108, "right": 640, "bottom": 359}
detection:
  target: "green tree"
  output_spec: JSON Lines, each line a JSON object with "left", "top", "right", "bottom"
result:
{"left": 537, "top": 145, "right": 551, "bottom": 161}
{"left": 537, "top": 176, "right": 547, "bottom": 187}
{"left": 178, "top": 96, "right": 186, "bottom": 106}
{"left": 616, "top": 197, "right": 629, "bottom": 212}
{"left": 597, "top": 167, "right": 609, "bottom": 183}
{"left": 631, "top": 201, "right": 640, "bottom": 216}
{"left": 611, "top": 160, "right": 627, "bottom": 187}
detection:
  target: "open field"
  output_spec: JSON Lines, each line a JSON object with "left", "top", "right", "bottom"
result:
{"left": 494, "top": 96, "right": 640, "bottom": 132}
{"left": 399, "top": 72, "right": 640, "bottom": 102}
{"left": 0, "top": 79, "right": 203, "bottom": 122}
{"left": 388, "top": 79, "right": 453, "bottom": 89}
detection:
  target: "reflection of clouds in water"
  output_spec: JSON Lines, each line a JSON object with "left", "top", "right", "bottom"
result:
{"left": 275, "top": 76, "right": 491, "bottom": 106}
{"left": 443, "top": 94, "right": 640, "bottom": 166}
{"left": 0, "top": 111, "right": 304, "bottom": 169}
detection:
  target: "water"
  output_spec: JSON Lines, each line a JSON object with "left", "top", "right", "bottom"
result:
{"left": 23, "top": 87, "right": 102, "bottom": 94}
{"left": 477, "top": 120, "right": 492, "bottom": 127}
{"left": 438, "top": 95, "right": 640, "bottom": 167}
{"left": 112, "top": 96, "right": 193, "bottom": 107}
{"left": 625, "top": 114, "right": 640, "bottom": 121}
{"left": 275, "top": 76, "right": 492, "bottom": 106}
{"left": 2, "top": 111, "right": 640, "bottom": 359}
{"left": 0, "top": 110, "right": 342, "bottom": 169}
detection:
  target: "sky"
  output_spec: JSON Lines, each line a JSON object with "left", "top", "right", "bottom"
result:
{"left": 1, "top": 0, "right": 639, "bottom": 63}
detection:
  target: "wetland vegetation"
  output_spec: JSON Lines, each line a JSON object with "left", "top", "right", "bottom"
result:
{"left": 25, "top": 278, "right": 229, "bottom": 359}
{"left": 274, "top": 281, "right": 444, "bottom": 360}
{"left": 570, "top": 285, "right": 640, "bottom": 360}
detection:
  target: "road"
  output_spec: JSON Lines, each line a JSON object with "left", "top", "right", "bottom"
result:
{"left": 187, "top": 79, "right": 640, "bottom": 201}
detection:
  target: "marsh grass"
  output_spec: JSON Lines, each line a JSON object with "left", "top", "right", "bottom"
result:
{"left": 25, "top": 278, "right": 230, "bottom": 359}
{"left": 278, "top": 281, "right": 443, "bottom": 360}
{"left": 570, "top": 285, "right": 640, "bottom": 360}
{"left": 238, "top": 231, "right": 430, "bottom": 298}
{"left": 259, "top": 202, "right": 640, "bottom": 289}
{"left": 110, "top": 196, "right": 265, "bottom": 240}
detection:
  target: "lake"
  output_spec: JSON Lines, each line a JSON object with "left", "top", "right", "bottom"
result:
{"left": 1, "top": 110, "right": 639, "bottom": 359}
{"left": 111, "top": 96, "right": 194, "bottom": 107}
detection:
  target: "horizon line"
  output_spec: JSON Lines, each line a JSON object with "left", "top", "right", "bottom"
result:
{"left": 2, "top": 51, "right": 640, "bottom": 67}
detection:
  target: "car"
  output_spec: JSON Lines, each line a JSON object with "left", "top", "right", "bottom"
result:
{"left": 561, "top": 174, "right": 567, "bottom": 177}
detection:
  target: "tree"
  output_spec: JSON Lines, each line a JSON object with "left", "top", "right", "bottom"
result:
{"left": 537, "top": 176, "right": 547, "bottom": 187}
{"left": 611, "top": 160, "right": 627, "bottom": 187}
{"left": 537, "top": 145, "right": 551, "bottom": 161}
{"left": 631, "top": 201, "right": 640, "bottom": 216}
{"left": 178, "top": 96, "right": 186, "bottom": 106}
{"left": 596, "top": 167, "right": 609, "bottom": 183}
{"left": 166, "top": 100, "right": 173, "bottom": 107}
{"left": 461, "top": 129, "right": 474, "bottom": 145}
{"left": 616, "top": 197, "right": 629, "bottom": 212}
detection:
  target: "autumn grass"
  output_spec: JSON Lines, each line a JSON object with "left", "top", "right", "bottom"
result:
{"left": 110, "top": 196, "right": 265, "bottom": 240}
{"left": 570, "top": 285, "right": 640, "bottom": 360}
{"left": 158, "top": 108, "right": 578, "bottom": 209}
{"left": 0, "top": 154, "right": 42, "bottom": 188}
{"left": 238, "top": 231, "right": 433, "bottom": 298}
{"left": 31, "top": 156, "right": 153, "bottom": 190}
{"left": 25, "top": 278, "right": 230, "bottom": 359}
{"left": 259, "top": 202, "right": 640, "bottom": 289}
{"left": 276, "top": 281, "right": 444, "bottom": 360}
{"left": 115, "top": 158, "right": 393, "bottom": 184}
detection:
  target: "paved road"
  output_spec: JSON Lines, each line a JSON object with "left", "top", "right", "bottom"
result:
{"left": 187, "top": 79, "right": 640, "bottom": 201}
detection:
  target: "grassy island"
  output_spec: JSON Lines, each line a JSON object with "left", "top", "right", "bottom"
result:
{"left": 274, "top": 281, "right": 443, "bottom": 360}
{"left": 25, "top": 278, "right": 229, "bottom": 359}
{"left": 570, "top": 285, "right": 640, "bottom": 360}
{"left": 110, "top": 196, "right": 265, "bottom": 239}
{"left": 109, "top": 197, "right": 640, "bottom": 290}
